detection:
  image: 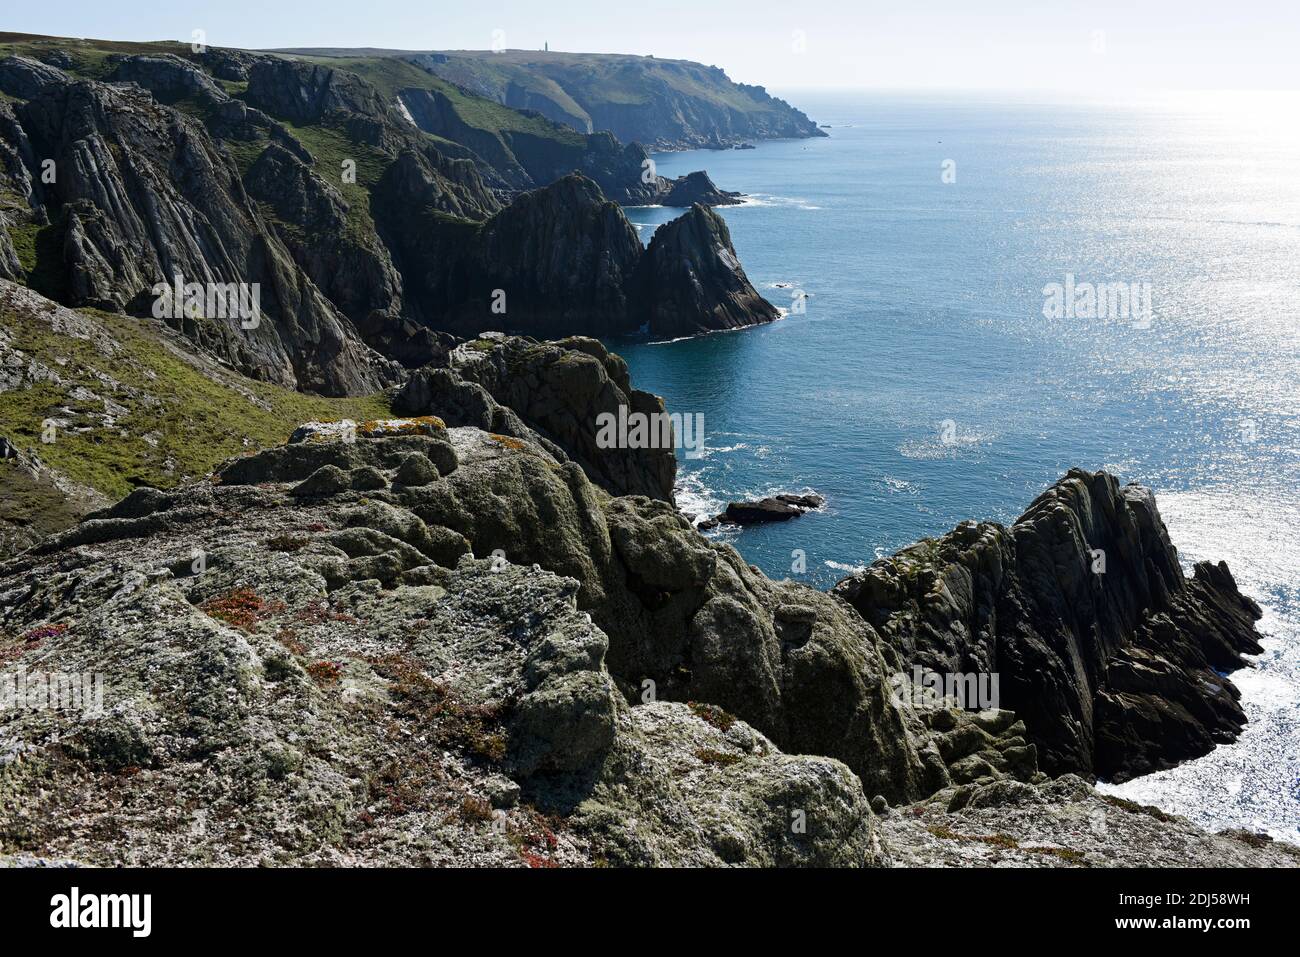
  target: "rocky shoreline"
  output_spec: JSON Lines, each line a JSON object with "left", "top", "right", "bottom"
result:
{"left": 0, "top": 323, "right": 1291, "bottom": 867}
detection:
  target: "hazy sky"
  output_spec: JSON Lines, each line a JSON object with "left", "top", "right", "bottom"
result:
{"left": 7, "top": 1, "right": 1299, "bottom": 91}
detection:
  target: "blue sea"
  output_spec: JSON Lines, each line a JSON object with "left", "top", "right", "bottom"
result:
{"left": 614, "top": 91, "right": 1300, "bottom": 840}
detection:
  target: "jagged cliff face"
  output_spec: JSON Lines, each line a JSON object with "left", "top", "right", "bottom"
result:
{"left": 0, "top": 55, "right": 399, "bottom": 395}
{"left": 0, "top": 41, "right": 779, "bottom": 390}
{"left": 405, "top": 51, "right": 827, "bottom": 149}
{"left": 833, "top": 469, "right": 1263, "bottom": 783}
{"left": 632, "top": 203, "right": 782, "bottom": 337}
{"left": 383, "top": 173, "right": 776, "bottom": 340}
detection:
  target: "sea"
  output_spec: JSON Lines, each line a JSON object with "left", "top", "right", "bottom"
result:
{"left": 612, "top": 90, "right": 1300, "bottom": 841}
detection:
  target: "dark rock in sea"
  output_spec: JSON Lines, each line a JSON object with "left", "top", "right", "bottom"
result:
{"left": 776, "top": 492, "right": 825, "bottom": 509}
{"left": 630, "top": 203, "right": 781, "bottom": 338}
{"left": 716, "top": 492, "right": 825, "bottom": 525}
{"left": 659, "top": 170, "right": 743, "bottom": 207}
{"left": 832, "top": 468, "right": 1265, "bottom": 783}
{"left": 724, "top": 499, "right": 803, "bottom": 523}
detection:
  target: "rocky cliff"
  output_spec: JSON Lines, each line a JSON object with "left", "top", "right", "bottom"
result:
{"left": 0, "top": 317, "right": 1288, "bottom": 866}
{"left": 0, "top": 40, "right": 777, "bottom": 388}
{"left": 833, "top": 469, "right": 1264, "bottom": 783}
{"left": 400, "top": 50, "right": 827, "bottom": 150}
{"left": 632, "top": 204, "right": 781, "bottom": 337}
{"left": 384, "top": 173, "right": 776, "bottom": 340}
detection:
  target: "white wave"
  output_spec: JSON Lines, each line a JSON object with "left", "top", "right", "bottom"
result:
{"left": 673, "top": 472, "right": 725, "bottom": 526}
{"left": 739, "top": 193, "right": 822, "bottom": 210}
{"left": 1098, "top": 487, "right": 1300, "bottom": 841}
{"left": 898, "top": 429, "right": 996, "bottom": 460}
{"left": 824, "top": 559, "right": 866, "bottom": 573}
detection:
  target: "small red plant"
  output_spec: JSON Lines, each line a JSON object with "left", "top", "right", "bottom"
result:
{"left": 22, "top": 623, "right": 68, "bottom": 643}
{"left": 306, "top": 660, "right": 344, "bottom": 686}
{"left": 200, "top": 588, "right": 284, "bottom": 631}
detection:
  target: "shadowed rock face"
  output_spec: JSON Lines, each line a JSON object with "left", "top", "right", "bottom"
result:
{"left": 659, "top": 170, "right": 743, "bottom": 207}
{"left": 833, "top": 468, "right": 1264, "bottom": 783}
{"left": 0, "top": 55, "right": 399, "bottom": 395}
{"left": 631, "top": 203, "right": 782, "bottom": 338}
{"left": 385, "top": 173, "right": 778, "bottom": 340}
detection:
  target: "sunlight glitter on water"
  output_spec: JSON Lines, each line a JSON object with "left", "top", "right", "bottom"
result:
{"left": 1097, "top": 488, "right": 1300, "bottom": 841}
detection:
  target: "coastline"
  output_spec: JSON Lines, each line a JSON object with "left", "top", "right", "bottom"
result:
{"left": 612, "top": 122, "right": 1298, "bottom": 841}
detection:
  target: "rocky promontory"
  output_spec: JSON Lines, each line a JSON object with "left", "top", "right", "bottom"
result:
{"left": 631, "top": 203, "right": 781, "bottom": 338}
{"left": 658, "top": 171, "right": 743, "bottom": 207}
{"left": 399, "top": 50, "right": 828, "bottom": 150}
{"left": 833, "top": 469, "right": 1264, "bottom": 783}
{"left": 393, "top": 174, "right": 777, "bottom": 340}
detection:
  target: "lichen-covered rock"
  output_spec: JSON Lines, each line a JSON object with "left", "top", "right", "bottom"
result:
{"left": 0, "top": 413, "right": 1288, "bottom": 866}
{"left": 0, "top": 424, "right": 889, "bottom": 866}
{"left": 884, "top": 775, "right": 1299, "bottom": 868}
{"left": 397, "top": 335, "right": 676, "bottom": 500}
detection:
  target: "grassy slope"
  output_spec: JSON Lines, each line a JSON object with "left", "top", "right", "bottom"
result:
{"left": 286, "top": 49, "right": 789, "bottom": 116}
{"left": 0, "top": 298, "right": 391, "bottom": 503}
{"left": 277, "top": 52, "right": 587, "bottom": 154}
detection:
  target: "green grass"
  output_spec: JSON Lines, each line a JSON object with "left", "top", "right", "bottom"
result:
{"left": 219, "top": 135, "right": 272, "bottom": 178}
{"left": 276, "top": 120, "right": 392, "bottom": 240}
{"left": 0, "top": 35, "right": 195, "bottom": 82}
{"left": 283, "top": 52, "right": 585, "bottom": 144}
{"left": 0, "top": 302, "right": 392, "bottom": 502}
{"left": 3, "top": 216, "right": 68, "bottom": 302}
{"left": 0, "top": 461, "right": 85, "bottom": 547}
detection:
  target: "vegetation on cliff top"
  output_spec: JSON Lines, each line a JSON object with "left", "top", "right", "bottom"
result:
{"left": 0, "top": 296, "right": 391, "bottom": 504}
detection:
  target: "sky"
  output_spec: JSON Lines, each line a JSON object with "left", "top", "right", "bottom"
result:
{"left": 5, "top": 1, "right": 1299, "bottom": 92}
